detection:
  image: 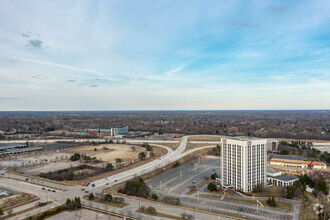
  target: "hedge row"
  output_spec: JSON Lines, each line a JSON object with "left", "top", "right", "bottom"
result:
{"left": 25, "top": 205, "right": 67, "bottom": 220}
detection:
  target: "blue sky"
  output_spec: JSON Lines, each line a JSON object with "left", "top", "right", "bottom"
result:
{"left": 0, "top": 0, "right": 330, "bottom": 110}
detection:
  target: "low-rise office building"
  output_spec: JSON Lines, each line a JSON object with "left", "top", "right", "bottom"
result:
{"left": 267, "top": 169, "right": 299, "bottom": 187}
{"left": 270, "top": 158, "right": 326, "bottom": 169}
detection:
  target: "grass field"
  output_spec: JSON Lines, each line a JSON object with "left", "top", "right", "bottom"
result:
{"left": 188, "top": 135, "right": 221, "bottom": 141}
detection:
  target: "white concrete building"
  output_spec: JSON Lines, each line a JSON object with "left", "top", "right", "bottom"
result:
{"left": 267, "top": 139, "right": 278, "bottom": 152}
{"left": 267, "top": 169, "right": 298, "bottom": 187}
{"left": 221, "top": 137, "right": 267, "bottom": 192}
{"left": 111, "top": 126, "right": 129, "bottom": 136}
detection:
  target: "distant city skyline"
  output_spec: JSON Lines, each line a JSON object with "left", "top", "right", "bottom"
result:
{"left": 0, "top": 0, "right": 330, "bottom": 110}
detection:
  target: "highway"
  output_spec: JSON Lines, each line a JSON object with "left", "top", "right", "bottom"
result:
{"left": 0, "top": 138, "right": 180, "bottom": 144}
{"left": 92, "top": 136, "right": 188, "bottom": 192}
{"left": 0, "top": 136, "right": 300, "bottom": 220}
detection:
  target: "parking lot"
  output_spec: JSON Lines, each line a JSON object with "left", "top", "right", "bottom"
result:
{"left": 181, "top": 195, "right": 292, "bottom": 220}
{"left": 146, "top": 156, "right": 220, "bottom": 195}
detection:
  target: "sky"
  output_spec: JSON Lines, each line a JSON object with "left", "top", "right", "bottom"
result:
{"left": 0, "top": 0, "right": 330, "bottom": 110}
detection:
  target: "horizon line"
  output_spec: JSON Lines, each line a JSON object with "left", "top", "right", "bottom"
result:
{"left": 0, "top": 109, "right": 329, "bottom": 112}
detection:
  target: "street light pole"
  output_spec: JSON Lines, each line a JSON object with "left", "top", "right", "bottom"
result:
{"left": 257, "top": 200, "right": 258, "bottom": 213}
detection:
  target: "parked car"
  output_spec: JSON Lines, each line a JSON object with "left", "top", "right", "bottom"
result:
{"left": 91, "top": 183, "right": 95, "bottom": 187}
{"left": 114, "top": 180, "right": 118, "bottom": 182}
{"left": 192, "top": 181, "right": 196, "bottom": 184}
{"left": 85, "top": 183, "right": 90, "bottom": 186}
{"left": 47, "top": 189, "right": 51, "bottom": 191}
{"left": 25, "top": 178, "right": 29, "bottom": 181}
{"left": 42, "top": 187, "right": 46, "bottom": 190}
{"left": 1, "top": 173, "right": 5, "bottom": 176}
{"left": 52, "top": 190, "right": 56, "bottom": 192}
{"left": 84, "top": 190, "right": 89, "bottom": 193}
{"left": 81, "top": 188, "right": 85, "bottom": 191}
{"left": 106, "top": 183, "right": 109, "bottom": 185}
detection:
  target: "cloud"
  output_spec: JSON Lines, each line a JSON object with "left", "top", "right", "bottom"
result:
{"left": 21, "top": 33, "right": 30, "bottom": 38}
{"left": 31, "top": 75, "right": 48, "bottom": 80}
{"left": 231, "top": 22, "right": 257, "bottom": 28}
{"left": 271, "top": 6, "right": 287, "bottom": 13}
{"left": 12, "top": 57, "right": 102, "bottom": 75}
{"left": 164, "top": 65, "right": 185, "bottom": 76}
{"left": 66, "top": 79, "right": 75, "bottom": 82}
{"left": 0, "top": 97, "right": 18, "bottom": 100}
{"left": 26, "top": 39, "right": 45, "bottom": 50}
{"left": 89, "top": 84, "right": 99, "bottom": 88}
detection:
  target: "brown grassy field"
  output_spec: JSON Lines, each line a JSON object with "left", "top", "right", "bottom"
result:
{"left": 184, "top": 142, "right": 213, "bottom": 152}
{"left": 0, "top": 193, "right": 38, "bottom": 210}
{"left": 188, "top": 135, "right": 221, "bottom": 141}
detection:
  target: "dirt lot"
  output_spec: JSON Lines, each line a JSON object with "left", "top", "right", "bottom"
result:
{"left": 0, "top": 192, "right": 38, "bottom": 210}
{"left": 188, "top": 135, "right": 221, "bottom": 141}
{"left": 66, "top": 144, "right": 144, "bottom": 163}
{"left": 63, "top": 145, "right": 168, "bottom": 185}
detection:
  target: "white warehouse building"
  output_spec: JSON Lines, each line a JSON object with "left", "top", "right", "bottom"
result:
{"left": 221, "top": 137, "right": 267, "bottom": 192}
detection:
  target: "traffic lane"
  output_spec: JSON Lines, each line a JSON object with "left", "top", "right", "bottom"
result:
{"left": 0, "top": 178, "right": 51, "bottom": 196}
{"left": 147, "top": 157, "right": 219, "bottom": 194}
{"left": 93, "top": 141, "right": 182, "bottom": 189}
{"left": 4, "top": 172, "right": 68, "bottom": 190}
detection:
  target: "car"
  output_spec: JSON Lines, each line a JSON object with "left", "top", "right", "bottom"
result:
{"left": 81, "top": 188, "right": 85, "bottom": 191}
{"left": 192, "top": 181, "right": 196, "bottom": 184}
{"left": 1, "top": 173, "right": 5, "bottom": 176}
{"left": 91, "top": 183, "right": 95, "bottom": 187}
{"left": 84, "top": 190, "right": 89, "bottom": 193}
{"left": 114, "top": 180, "right": 118, "bottom": 182}
{"left": 47, "top": 189, "right": 51, "bottom": 191}
{"left": 52, "top": 190, "right": 56, "bottom": 192}
{"left": 85, "top": 183, "right": 90, "bottom": 186}
{"left": 106, "top": 183, "right": 109, "bottom": 185}
{"left": 42, "top": 187, "right": 46, "bottom": 190}
{"left": 25, "top": 178, "right": 29, "bottom": 181}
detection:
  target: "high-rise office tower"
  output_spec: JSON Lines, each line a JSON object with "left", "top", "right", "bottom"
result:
{"left": 221, "top": 137, "right": 267, "bottom": 192}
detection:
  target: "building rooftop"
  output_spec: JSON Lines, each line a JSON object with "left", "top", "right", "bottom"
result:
{"left": 270, "top": 158, "right": 325, "bottom": 166}
{"left": 267, "top": 168, "right": 280, "bottom": 173}
{"left": 267, "top": 174, "right": 299, "bottom": 182}
{"left": 273, "top": 155, "right": 304, "bottom": 161}
{"left": 222, "top": 136, "right": 265, "bottom": 141}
